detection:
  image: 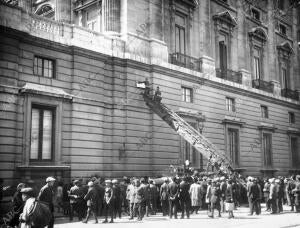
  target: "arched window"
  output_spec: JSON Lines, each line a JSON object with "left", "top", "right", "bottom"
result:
{"left": 34, "top": 3, "right": 55, "bottom": 19}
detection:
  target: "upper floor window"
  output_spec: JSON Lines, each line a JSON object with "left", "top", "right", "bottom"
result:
{"left": 289, "top": 112, "right": 295, "bottom": 124}
{"left": 261, "top": 105, "right": 268, "bottom": 118}
{"left": 297, "top": 30, "right": 300, "bottom": 42}
{"left": 175, "top": 13, "right": 187, "bottom": 55}
{"left": 30, "top": 105, "right": 55, "bottom": 161}
{"left": 281, "top": 61, "right": 289, "bottom": 89}
{"left": 226, "top": 97, "right": 235, "bottom": 112}
{"left": 219, "top": 36, "right": 228, "bottom": 71}
{"left": 182, "top": 87, "right": 193, "bottom": 103}
{"left": 251, "top": 8, "right": 260, "bottom": 21}
{"left": 34, "top": 56, "right": 55, "bottom": 78}
{"left": 253, "top": 48, "right": 261, "bottom": 80}
{"left": 279, "top": 24, "right": 287, "bottom": 36}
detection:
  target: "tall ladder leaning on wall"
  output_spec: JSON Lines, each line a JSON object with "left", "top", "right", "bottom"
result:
{"left": 137, "top": 81, "right": 234, "bottom": 176}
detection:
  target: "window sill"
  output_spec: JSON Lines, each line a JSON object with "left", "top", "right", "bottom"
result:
{"left": 258, "top": 122, "right": 277, "bottom": 131}
{"left": 17, "top": 165, "right": 70, "bottom": 171}
{"left": 287, "top": 127, "right": 300, "bottom": 135}
{"left": 260, "top": 168, "right": 278, "bottom": 172}
{"left": 222, "top": 116, "right": 245, "bottom": 126}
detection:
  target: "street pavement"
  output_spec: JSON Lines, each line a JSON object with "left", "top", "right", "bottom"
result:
{"left": 54, "top": 204, "right": 300, "bottom": 228}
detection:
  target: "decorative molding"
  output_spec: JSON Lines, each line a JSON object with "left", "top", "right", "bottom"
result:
{"left": 222, "top": 116, "right": 245, "bottom": 126}
{"left": 248, "top": 27, "right": 268, "bottom": 44}
{"left": 287, "top": 127, "right": 300, "bottom": 135}
{"left": 258, "top": 122, "right": 277, "bottom": 131}
{"left": 17, "top": 165, "right": 71, "bottom": 171}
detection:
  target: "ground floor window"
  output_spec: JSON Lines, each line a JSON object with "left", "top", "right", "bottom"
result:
{"left": 30, "top": 105, "right": 55, "bottom": 161}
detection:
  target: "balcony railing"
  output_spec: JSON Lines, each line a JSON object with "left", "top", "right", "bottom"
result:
{"left": 215, "top": 68, "right": 242, "bottom": 84}
{"left": 252, "top": 79, "right": 274, "bottom": 93}
{"left": 281, "top": 88, "right": 299, "bottom": 100}
{"left": 169, "top": 53, "right": 201, "bottom": 72}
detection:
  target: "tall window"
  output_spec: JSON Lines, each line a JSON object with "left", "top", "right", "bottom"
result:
{"left": 175, "top": 14, "right": 186, "bottom": 54}
{"left": 279, "top": 24, "right": 287, "bottom": 36}
{"left": 34, "top": 56, "right": 55, "bottom": 78}
{"left": 228, "top": 128, "right": 239, "bottom": 166}
{"left": 253, "top": 48, "right": 261, "bottom": 80}
{"left": 261, "top": 105, "right": 268, "bottom": 118}
{"left": 30, "top": 105, "right": 55, "bottom": 161}
{"left": 226, "top": 97, "right": 235, "bottom": 112}
{"left": 291, "top": 137, "right": 299, "bottom": 168}
{"left": 182, "top": 87, "right": 193, "bottom": 103}
{"left": 219, "top": 36, "right": 227, "bottom": 72}
{"left": 281, "top": 61, "right": 289, "bottom": 89}
{"left": 184, "top": 122, "right": 201, "bottom": 168}
{"left": 278, "top": 0, "right": 284, "bottom": 10}
{"left": 263, "top": 133, "right": 272, "bottom": 167}
{"left": 251, "top": 8, "right": 260, "bottom": 21}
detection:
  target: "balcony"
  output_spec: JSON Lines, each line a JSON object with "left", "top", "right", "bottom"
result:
{"left": 281, "top": 88, "right": 299, "bottom": 100}
{"left": 252, "top": 79, "right": 274, "bottom": 93}
{"left": 169, "top": 53, "right": 201, "bottom": 72}
{"left": 215, "top": 68, "right": 242, "bottom": 84}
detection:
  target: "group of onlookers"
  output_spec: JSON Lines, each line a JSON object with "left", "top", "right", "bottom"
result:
{"left": 3, "top": 173, "right": 300, "bottom": 227}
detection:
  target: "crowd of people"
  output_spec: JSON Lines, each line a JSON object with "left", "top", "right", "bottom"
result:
{"left": 2, "top": 173, "right": 300, "bottom": 227}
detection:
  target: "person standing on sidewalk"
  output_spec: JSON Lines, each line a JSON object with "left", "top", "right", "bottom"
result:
{"left": 168, "top": 177, "right": 179, "bottom": 219}
{"left": 269, "top": 178, "right": 278, "bottom": 214}
{"left": 134, "top": 179, "right": 144, "bottom": 221}
{"left": 189, "top": 177, "right": 201, "bottom": 214}
{"left": 83, "top": 181, "right": 99, "bottom": 224}
{"left": 127, "top": 178, "right": 136, "bottom": 220}
{"left": 160, "top": 178, "right": 169, "bottom": 216}
{"left": 149, "top": 179, "right": 158, "bottom": 215}
{"left": 112, "top": 179, "right": 122, "bottom": 219}
{"left": 248, "top": 178, "right": 260, "bottom": 215}
{"left": 69, "top": 180, "right": 85, "bottom": 221}
{"left": 225, "top": 179, "right": 234, "bottom": 219}
{"left": 263, "top": 179, "right": 271, "bottom": 211}
{"left": 179, "top": 176, "right": 191, "bottom": 219}
{"left": 37, "top": 177, "right": 56, "bottom": 228}
{"left": 103, "top": 180, "right": 114, "bottom": 223}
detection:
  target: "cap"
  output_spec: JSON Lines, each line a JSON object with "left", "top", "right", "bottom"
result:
{"left": 73, "top": 180, "right": 80, "bottom": 184}
{"left": 20, "top": 187, "right": 33, "bottom": 194}
{"left": 88, "top": 181, "right": 94, "bottom": 187}
{"left": 112, "top": 179, "right": 118, "bottom": 184}
{"left": 105, "top": 179, "right": 112, "bottom": 183}
{"left": 17, "top": 183, "right": 26, "bottom": 191}
{"left": 46, "top": 177, "right": 56, "bottom": 183}
{"left": 275, "top": 179, "right": 280, "bottom": 183}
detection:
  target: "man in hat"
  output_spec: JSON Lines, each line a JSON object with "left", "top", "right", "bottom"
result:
{"left": 127, "top": 178, "right": 135, "bottom": 220}
{"left": 149, "top": 179, "right": 158, "bottom": 215}
{"left": 19, "top": 187, "right": 36, "bottom": 228}
{"left": 292, "top": 175, "right": 300, "bottom": 212}
{"left": 37, "top": 177, "right": 56, "bottom": 228}
{"left": 287, "top": 175, "right": 296, "bottom": 211}
{"left": 9, "top": 183, "right": 26, "bottom": 227}
{"left": 179, "top": 176, "right": 191, "bottom": 219}
{"left": 269, "top": 178, "right": 278, "bottom": 214}
{"left": 103, "top": 180, "right": 114, "bottom": 223}
{"left": 69, "top": 179, "right": 85, "bottom": 221}
{"left": 133, "top": 179, "right": 144, "bottom": 221}
{"left": 112, "top": 179, "right": 122, "bottom": 219}
{"left": 83, "top": 181, "right": 99, "bottom": 223}
{"left": 168, "top": 176, "right": 179, "bottom": 219}
{"left": 160, "top": 178, "right": 169, "bottom": 216}
{"left": 248, "top": 178, "right": 261, "bottom": 215}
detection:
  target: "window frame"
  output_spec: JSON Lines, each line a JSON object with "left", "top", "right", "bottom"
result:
{"left": 30, "top": 104, "right": 56, "bottom": 162}
{"left": 33, "top": 56, "right": 55, "bottom": 78}
{"left": 251, "top": 8, "right": 261, "bottom": 21}
{"left": 226, "top": 97, "right": 236, "bottom": 112}
{"left": 289, "top": 112, "right": 295, "bottom": 124}
{"left": 278, "top": 24, "right": 287, "bottom": 36}
{"left": 227, "top": 127, "right": 240, "bottom": 167}
{"left": 290, "top": 136, "right": 299, "bottom": 168}
{"left": 181, "top": 86, "right": 193, "bottom": 103}
{"left": 262, "top": 132, "right": 273, "bottom": 168}
{"left": 261, "top": 105, "right": 269, "bottom": 119}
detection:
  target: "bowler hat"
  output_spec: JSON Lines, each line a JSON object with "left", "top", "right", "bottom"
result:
{"left": 20, "top": 187, "right": 33, "bottom": 194}
{"left": 46, "top": 177, "right": 56, "bottom": 183}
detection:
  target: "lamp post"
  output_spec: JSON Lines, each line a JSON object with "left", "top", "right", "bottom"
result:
{"left": 184, "top": 159, "right": 190, "bottom": 175}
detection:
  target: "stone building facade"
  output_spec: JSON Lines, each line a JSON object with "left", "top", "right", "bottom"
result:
{"left": 0, "top": 0, "right": 300, "bottom": 185}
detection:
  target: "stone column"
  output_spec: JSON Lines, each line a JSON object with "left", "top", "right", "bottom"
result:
{"left": 55, "top": 0, "right": 71, "bottom": 23}
{"left": 239, "top": 69, "right": 251, "bottom": 87}
{"left": 102, "top": 0, "right": 121, "bottom": 34}
{"left": 120, "top": 0, "right": 127, "bottom": 40}
{"left": 19, "top": 0, "right": 32, "bottom": 13}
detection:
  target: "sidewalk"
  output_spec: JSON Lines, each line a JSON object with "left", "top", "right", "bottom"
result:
{"left": 54, "top": 204, "right": 300, "bottom": 228}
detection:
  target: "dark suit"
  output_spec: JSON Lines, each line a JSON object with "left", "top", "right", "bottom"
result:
{"left": 179, "top": 181, "right": 190, "bottom": 219}
{"left": 168, "top": 181, "right": 179, "bottom": 218}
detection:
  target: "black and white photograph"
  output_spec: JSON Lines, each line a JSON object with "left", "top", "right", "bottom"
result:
{"left": 0, "top": 0, "right": 300, "bottom": 227}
